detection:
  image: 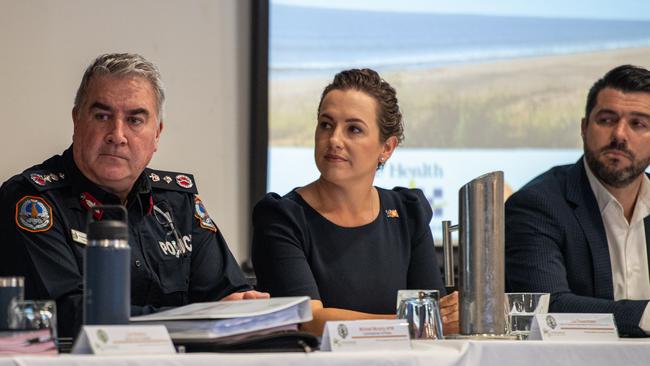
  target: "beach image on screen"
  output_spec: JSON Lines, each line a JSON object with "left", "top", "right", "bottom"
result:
{"left": 267, "top": 0, "right": 650, "bottom": 238}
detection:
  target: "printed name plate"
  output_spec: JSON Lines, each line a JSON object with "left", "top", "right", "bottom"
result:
{"left": 321, "top": 319, "right": 411, "bottom": 352}
{"left": 528, "top": 313, "right": 618, "bottom": 341}
{"left": 72, "top": 325, "right": 176, "bottom": 355}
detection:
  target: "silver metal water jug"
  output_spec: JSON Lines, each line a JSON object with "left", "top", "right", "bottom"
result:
{"left": 441, "top": 171, "right": 506, "bottom": 337}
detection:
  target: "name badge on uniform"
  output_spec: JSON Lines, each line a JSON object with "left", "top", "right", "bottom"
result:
{"left": 71, "top": 229, "right": 87, "bottom": 246}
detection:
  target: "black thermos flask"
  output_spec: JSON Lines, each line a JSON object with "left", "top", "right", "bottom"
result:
{"left": 83, "top": 210, "right": 131, "bottom": 325}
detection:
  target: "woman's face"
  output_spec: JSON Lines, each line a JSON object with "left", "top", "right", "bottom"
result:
{"left": 315, "top": 88, "right": 395, "bottom": 185}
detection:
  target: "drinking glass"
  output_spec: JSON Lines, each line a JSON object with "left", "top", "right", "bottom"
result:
{"left": 8, "top": 300, "right": 57, "bottom": 344}
{"left": 396, "top": 290, "right": 443, "bottom": 340}
{"left": 0, "top": 277, "right": 24, "bottom": 330}
{"left": 396, "top": 289, "right": 440, "bottom": 310}
{"left": 504, "top": 293, "right": 549, "bottom": 339}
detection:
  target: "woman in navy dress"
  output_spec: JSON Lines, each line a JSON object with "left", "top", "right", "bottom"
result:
{"left": 253, "top": 69, "right": 459, "bottom": 335}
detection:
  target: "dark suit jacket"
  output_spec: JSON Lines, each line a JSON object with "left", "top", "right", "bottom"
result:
{"left": 505, "top": 158, "right": 650, "bottom": 337}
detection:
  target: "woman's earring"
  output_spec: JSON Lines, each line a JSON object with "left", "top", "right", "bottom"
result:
{"left": 377, "top": 157, "right": 386, "bottom": 170}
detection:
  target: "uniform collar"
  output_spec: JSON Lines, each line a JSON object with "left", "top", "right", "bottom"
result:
{"left": 63, "top": 145, "right": 153, "bottom": 217}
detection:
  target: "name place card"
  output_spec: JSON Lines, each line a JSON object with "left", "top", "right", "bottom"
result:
{"left": 321, "top": 319, "right": 411, "bottom": 352}
{"left": 528, "top": 313, "right": 618, "bottom": 341}
{"left": 72, "top": 325, "right": 176, "bottom": 355}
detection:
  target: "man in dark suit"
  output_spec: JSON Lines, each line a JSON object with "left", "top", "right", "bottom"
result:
{"left": 506, "top": 65, "right": 650, "bottom": 337}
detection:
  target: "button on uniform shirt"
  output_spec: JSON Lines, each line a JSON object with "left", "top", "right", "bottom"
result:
{"left": 584, "top": 159, "right": 650, "bottom": 333}
{"left": 0, "top": 147, "right": 250, "bottom": 339}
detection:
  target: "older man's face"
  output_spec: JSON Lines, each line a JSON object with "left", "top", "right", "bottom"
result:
{"left": 582, "top": 87, "right": 650, "bottom": 188}
{"left": 72, "top": 75, "right": 163, "bottom": 199}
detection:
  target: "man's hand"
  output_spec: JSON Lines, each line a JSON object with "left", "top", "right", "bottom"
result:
{"left": 221, "top": 290, "right": 270, "bottom": 301}
{"left": 440, "top": 291, "right": 459, "bottom": 335}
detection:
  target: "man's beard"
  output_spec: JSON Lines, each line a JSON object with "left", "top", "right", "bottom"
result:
{"left": 584, "top": 140, "right": 650, "bottom": 188}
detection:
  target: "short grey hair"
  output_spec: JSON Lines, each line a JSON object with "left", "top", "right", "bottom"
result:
{"left": 74, "top": 53, "right": 165, "bottom": 120}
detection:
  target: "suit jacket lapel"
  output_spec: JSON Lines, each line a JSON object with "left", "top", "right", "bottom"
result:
{"left": 566, "top": 159, "right": 614, "bottom": 299}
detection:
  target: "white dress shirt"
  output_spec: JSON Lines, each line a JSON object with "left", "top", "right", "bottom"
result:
{"left": 584, "top": 159, "right": 650, "bottom": 333}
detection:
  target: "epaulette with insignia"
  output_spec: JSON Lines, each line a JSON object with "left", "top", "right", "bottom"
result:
{"left": 146, "top": 168, "right": 198, "bottom": 194}
{"left": 22, "top": 170, "right": 69, "bottom": 192}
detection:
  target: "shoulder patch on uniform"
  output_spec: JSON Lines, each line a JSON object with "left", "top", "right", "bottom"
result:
{"left": 15, "top": 196, "right": 54, "bottom": 232}
{"left": 22, "top": 170, "right": 68, "bottom": 191}
{"left": 194, "top": 195, "right": 217, "bottom": 232}
{"left": 146, "top": 168, "right": 198, "bottom": 194}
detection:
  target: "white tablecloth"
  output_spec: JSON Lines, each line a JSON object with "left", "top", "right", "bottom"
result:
{"left": 2, "top": 339, "right": 649, "bottom": 366}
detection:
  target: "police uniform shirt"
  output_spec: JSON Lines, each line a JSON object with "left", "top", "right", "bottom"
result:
{"left": 0, "top": 146, "right": 250, "bottom": 338}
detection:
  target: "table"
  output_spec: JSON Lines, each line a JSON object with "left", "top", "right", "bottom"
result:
{"left": 1, "top": 339, "right": 649, "bottom": 366}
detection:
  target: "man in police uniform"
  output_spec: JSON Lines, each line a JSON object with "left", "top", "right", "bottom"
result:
{"left": 0, "top": 53, "right": 267, "bottom": 340}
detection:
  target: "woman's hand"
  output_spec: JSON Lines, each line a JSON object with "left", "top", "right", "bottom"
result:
{"left": 440, "top": 291, "right": 459, "bottom": 335}
{"left": 221, "top": 290, "right": 270, "bottom": 301}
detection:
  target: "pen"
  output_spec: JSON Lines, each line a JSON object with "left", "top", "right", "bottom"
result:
{"left": 24, "top": 335, "right": 52, "bottom": 345}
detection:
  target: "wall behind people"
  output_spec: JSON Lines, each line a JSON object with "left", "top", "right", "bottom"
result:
{"left": 0, "top": 0, "right": 252, "bottom": 261}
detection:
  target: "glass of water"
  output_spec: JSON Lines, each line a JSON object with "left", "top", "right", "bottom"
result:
{"left": 396, "top": 290, "right": 444, "bottom": 340}
{"left": 8, "top": 300, "right": 57, "bottom": 343}
{"left": 0, "top": 277, "right": 24, "bottom": 330}
{"left": 504, "top": 293, "right": 549, "bottom": 339}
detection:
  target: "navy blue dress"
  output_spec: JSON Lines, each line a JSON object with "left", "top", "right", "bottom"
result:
{"left": 252, "top": 187, "right": 445, "bottom": 314}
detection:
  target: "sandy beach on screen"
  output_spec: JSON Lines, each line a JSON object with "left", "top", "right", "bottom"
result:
{"left": 269, "top": 47, "right": 650, "bottom": 148}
